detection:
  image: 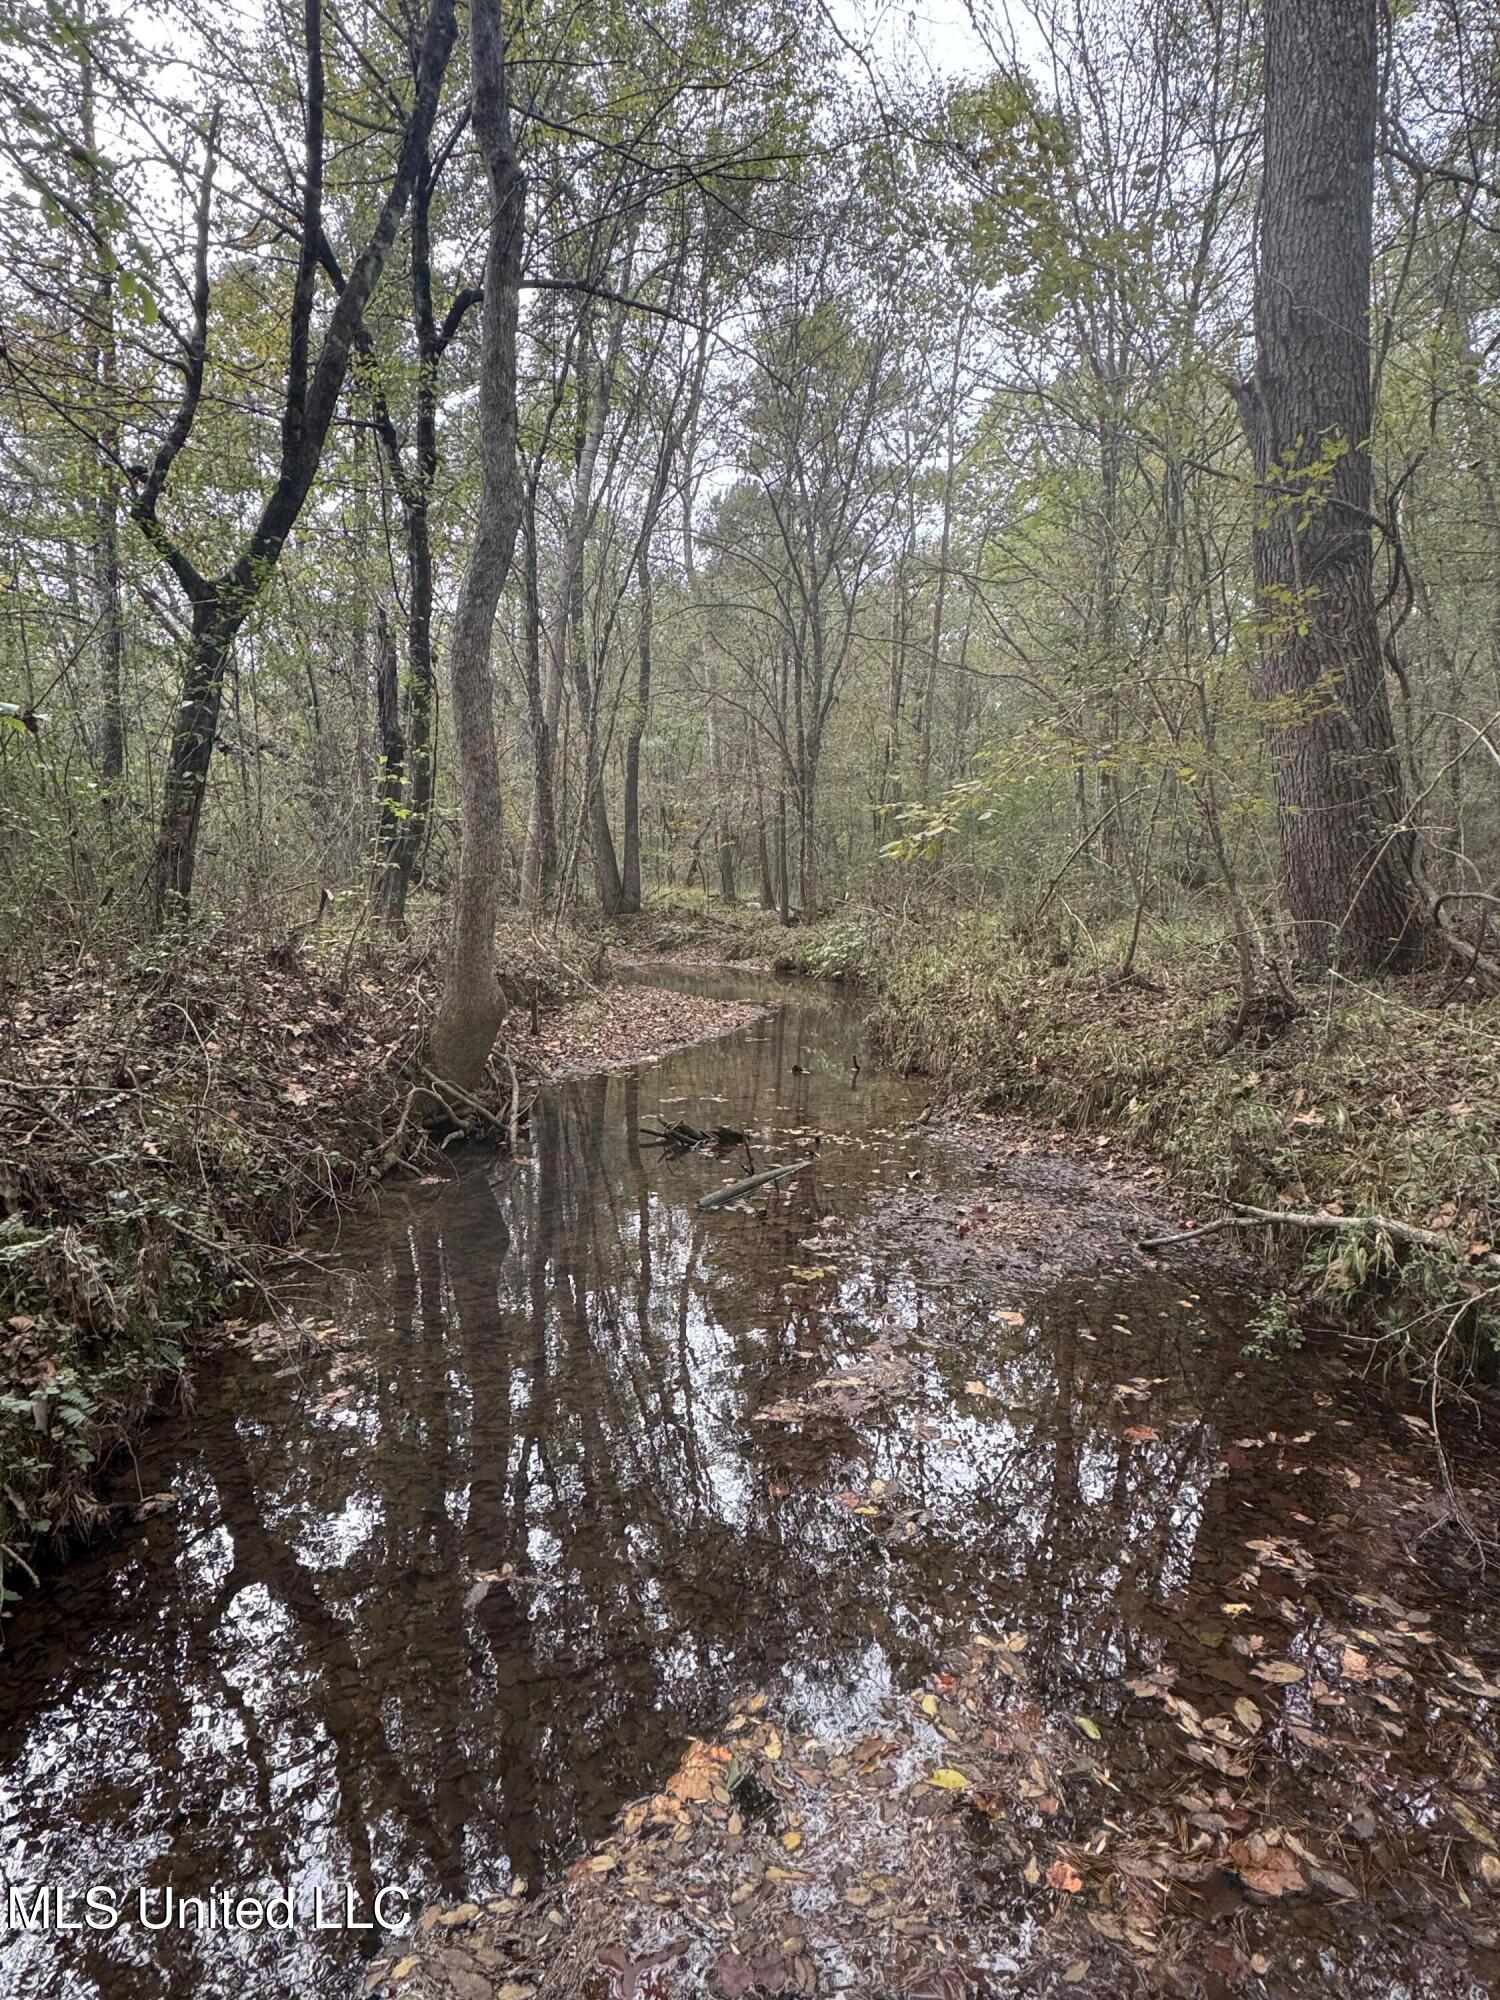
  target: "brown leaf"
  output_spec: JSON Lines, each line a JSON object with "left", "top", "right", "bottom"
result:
{"left": 1230, "top": 1835, "right": 1307, "bottom": 1898}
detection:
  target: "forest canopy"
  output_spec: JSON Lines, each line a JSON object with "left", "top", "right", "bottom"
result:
{"left": 1, "top": 0, "right": 1497, "bottom": 1005}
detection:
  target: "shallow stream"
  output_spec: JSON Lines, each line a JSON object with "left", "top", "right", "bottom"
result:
{"left": 2, "top": 971, "right": 1497, "bottom": 1998}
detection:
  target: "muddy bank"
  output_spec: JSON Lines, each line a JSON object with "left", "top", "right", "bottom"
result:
{"left": 2, "top": 970, "right": 1497, "bottom": 2000}
{"left": 865, "top": 925, "right": 1500, "bottom": 1385}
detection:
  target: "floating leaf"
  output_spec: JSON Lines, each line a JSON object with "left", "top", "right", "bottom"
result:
{"left": 1253, "top": 1661, "right": 1304, "bottom": 1685}
{"left": 1074, "top": 1715, "right": 1102, "bottom": 1741}
{"left": 928, "top": 1767, "right": 969, "bottom": 1790}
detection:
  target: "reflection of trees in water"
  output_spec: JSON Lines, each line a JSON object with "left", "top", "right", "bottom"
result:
{"left": 0, "top": 1004, "right": 1282, "bottom": 1996}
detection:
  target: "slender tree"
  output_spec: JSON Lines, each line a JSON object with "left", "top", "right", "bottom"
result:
{"left": 427, "top": 0, "right": 525, "bottom": 1091}
{"left": 134, "top": 0, "right": 458, "bottom": 921}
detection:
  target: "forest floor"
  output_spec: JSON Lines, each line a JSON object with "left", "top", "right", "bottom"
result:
{"left": 0, "top": 924, "right": 767, "bottom": 1585}
{"left": 509, "top": 982, "right": 769, "bottom": 1079}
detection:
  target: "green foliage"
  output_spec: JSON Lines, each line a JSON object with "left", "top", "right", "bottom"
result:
{"left": 1243, "top": 1293, "right": 1304, "bottom": 1363}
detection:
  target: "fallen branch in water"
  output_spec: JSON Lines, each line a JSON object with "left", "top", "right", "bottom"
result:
{"left": 1140, "top": 1203, "right": 1462, "bottom": 1254}
{"left": 698, "top": 1158, "right": 813, "bottom": 1210}
{"left": 642, "top": 1118, "right": 748, "bottom": 1150}
{"left": 421, "top": 1066, "right": 512, "bottom": 1140}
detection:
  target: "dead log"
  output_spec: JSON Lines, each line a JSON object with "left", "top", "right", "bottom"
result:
{"left": 698, "top": 1158, "right": 813, "bottom": 1211}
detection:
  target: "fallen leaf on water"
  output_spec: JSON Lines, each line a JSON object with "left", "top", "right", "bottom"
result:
{"left": 1074, "top": 1715, "right": 1102, "bottom": 1741}
{"left": 1253, "top": 1661, "right": 1304, "bottom": 1686}
{"left": 781, "top": 1830, "right": 803, "bottom": 1851}
{"left": 1123, "top": 1424, "right": 1159, "bottom": 1442}
{"left": 1233, "top": 1697, "right": 1263, "bottom": 1734}
{"left": 1046, "top": 1857, "right": 1084, "bottom": 1893}
{"left": 1449, "top": 1798, "right": 1498, "bottom": 1850}
{"left": 928, "top": 1767, "right": 969, "bottom": 1791}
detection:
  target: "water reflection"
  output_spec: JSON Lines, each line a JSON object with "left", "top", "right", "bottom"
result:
{"left": 0, "top": 975, "right": 1493, "bottom": 1999}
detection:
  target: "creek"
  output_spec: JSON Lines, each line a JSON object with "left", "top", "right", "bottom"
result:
{"left": 1, "top": 970, "right": 1496, "bottom": 1999}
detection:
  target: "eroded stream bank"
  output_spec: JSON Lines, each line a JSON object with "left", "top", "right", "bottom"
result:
{"left": 1, "top": 970, "right": 1497, "bottom": 2000}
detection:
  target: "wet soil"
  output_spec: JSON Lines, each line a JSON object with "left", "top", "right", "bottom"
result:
{"left": 509, "top": 982, "right": 770, "bottom": 1080}
{"left": 1, "top": 970, "right": 1497, "bottom": 2000}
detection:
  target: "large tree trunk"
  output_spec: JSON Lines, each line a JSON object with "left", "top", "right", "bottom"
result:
{"left": 428, "top": 0, "right": 525, "bottom": 1092}
{"left": 1237, "top": 0, "right": 1420, "bottom": 972}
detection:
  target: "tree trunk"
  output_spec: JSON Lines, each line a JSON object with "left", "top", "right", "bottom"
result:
{"left": 620, "top": 537, "right": 650, "bottom": 912}
{"left": 375, "top": 492, "right": 436, "bottom": 924}
{"left": 79, "top": 15, "right": 126, "bottom": 795}
{"left": 143, "top": 0, "right": 457, "bottom": 923}
{"left": 371, "top": 603, "right": 409, "bottom": 919}
{"left": 1237, "top": 0, "right": 1420, "bottom": 972}
{"left": 153, "top": 600, "right": 238, "bottom": 911}
{"left": 427, "top": 0, "right": 524, "bottom": 1093}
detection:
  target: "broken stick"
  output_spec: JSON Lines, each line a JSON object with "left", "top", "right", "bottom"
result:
{"left": 698, "top": 1158, "right": 813, "bottom": 1211}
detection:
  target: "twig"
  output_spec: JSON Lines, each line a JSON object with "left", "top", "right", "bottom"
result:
{"left": 380, "top": 1086, "right": 422, "bottom": 1172}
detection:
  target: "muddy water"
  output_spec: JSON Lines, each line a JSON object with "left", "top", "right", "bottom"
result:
{"left": 1, "top": 972, "right": 1497, "bottom": 1999}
